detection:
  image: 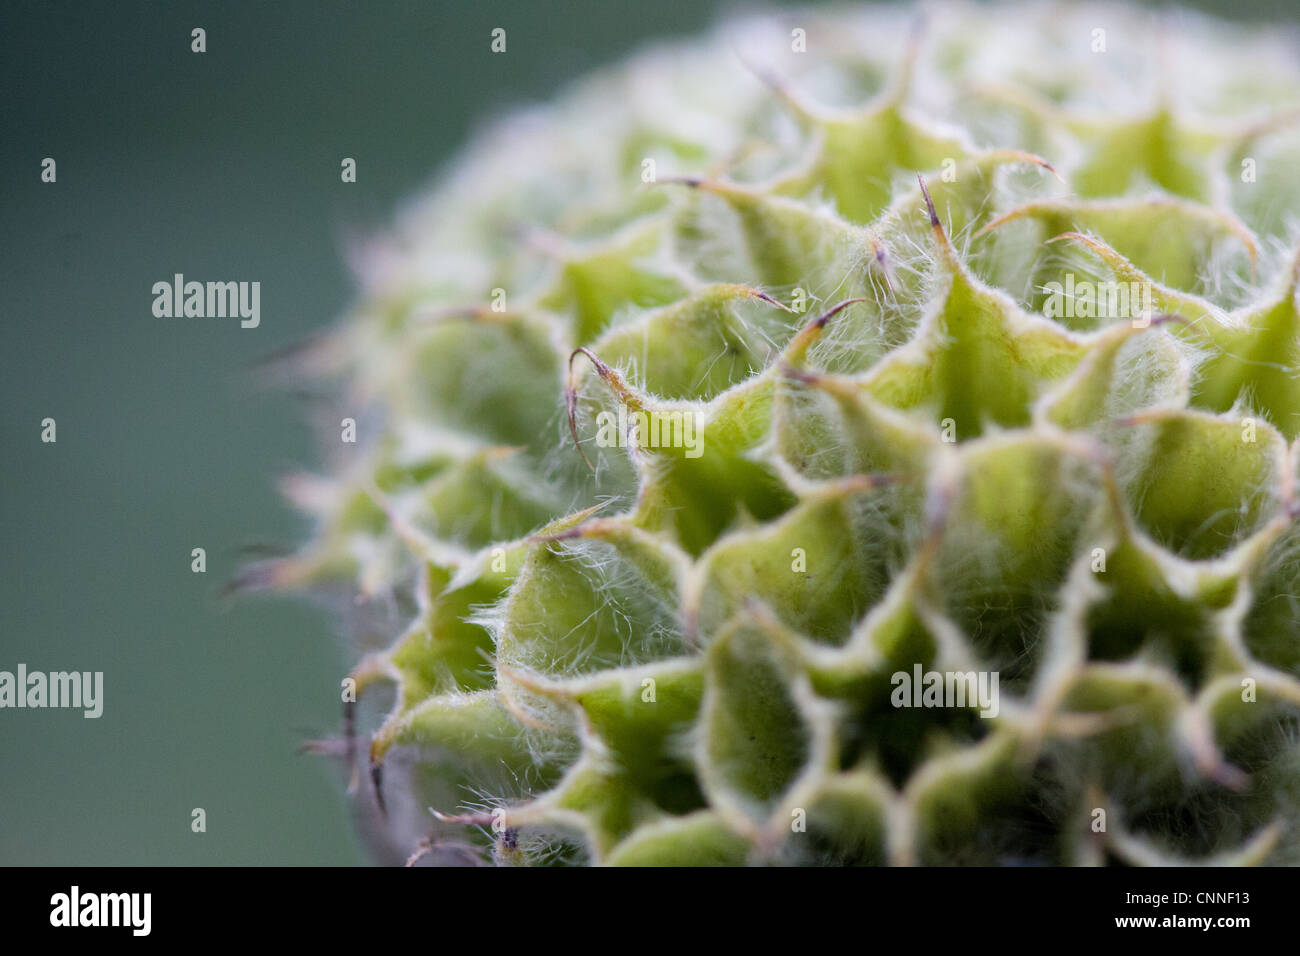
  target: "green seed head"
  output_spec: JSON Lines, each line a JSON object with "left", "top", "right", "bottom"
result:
{"left": 272, "top": 3, "right": 1300, "bottom": 865}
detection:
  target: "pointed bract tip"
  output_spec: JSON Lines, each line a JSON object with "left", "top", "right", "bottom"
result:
{"left": 814, "top": 297, "right": 870, "bottom": 329}
{"left": 917, "top": 174, "right": 941, "bottom": 227}
{"left": 656, "top": 174, "right": 705, "bottom": 189}
{"left": 526, "top": 524, "right": 585, "bottom": 545}
{"left": 566, "top": 347, "right": 608, "bottom": 473}
{"left": 299, "top": 737, "right": 349, "bottom": 757}
{"left": 370, "top": 759, "right": 386, "bottom": 818}
{"left": 405, "top": 839, "right": 434, "bottom": 867}
{"left": 219, "top": 559, "right": 297, "bottom": 598}
{"left": 746, "top": 287, "right": 794, "bottom": 311}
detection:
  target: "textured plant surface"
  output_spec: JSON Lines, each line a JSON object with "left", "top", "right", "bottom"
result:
{"left": 270, "top": 2, "right": 1300, "bottom": 864}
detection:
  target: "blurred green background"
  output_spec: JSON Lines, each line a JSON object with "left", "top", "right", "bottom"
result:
{"left": 0, "top": 0, "right": 1290, "bottom": 865}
